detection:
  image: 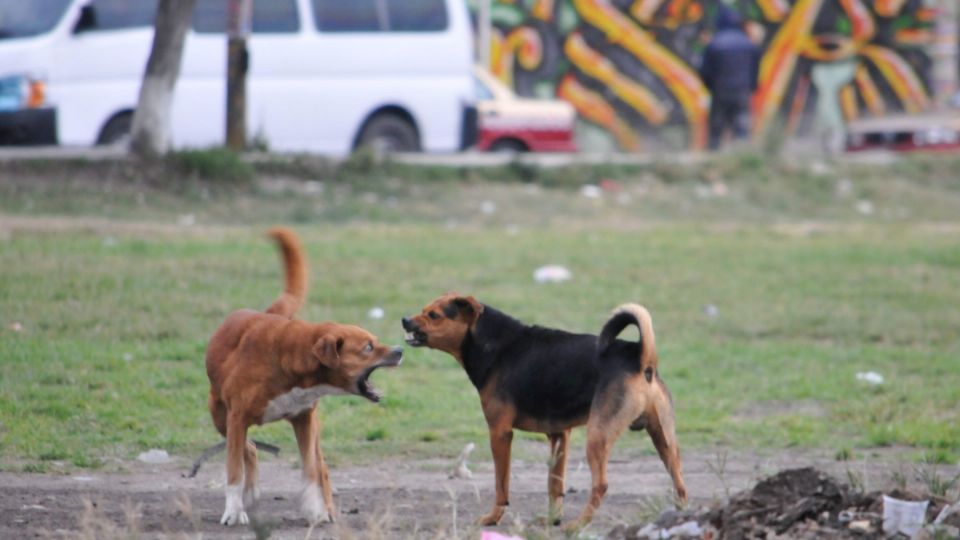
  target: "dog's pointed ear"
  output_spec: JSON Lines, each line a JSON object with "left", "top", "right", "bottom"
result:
{"left": 312, "top": 334, "right": 344, "bottom": 369}
{"left": 446, "top": 296, "right": 483, "bottom": 325}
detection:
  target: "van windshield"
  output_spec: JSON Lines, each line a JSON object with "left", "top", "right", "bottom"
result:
{"left": 0, "top": 0, "right": 72, "bottom": 39}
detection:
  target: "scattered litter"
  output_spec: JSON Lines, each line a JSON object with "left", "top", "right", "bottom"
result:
{"left": 883, "top": 494, "right": 928, "bottom": 537}
{"left": 367, "top": 307, "right": 385, "bottom": 320}
{"left": 9, "top": 322, "right": 23, "bottom": 333}
{"left": 703, "top": 304, "right": 719, "bottom": 318}
{"left": 855, "top": 200, "right": 874, "bottom": 215}
{"left": 480, "top": 200, "right": 497, "bottom": 215}
{"left": 580, "top": 184, "right": 602, "bottom": 199}
{"left": 21, "top": 505, "right": 47, "bottom": 511}
{"left": 711, "top": 181, "right": 729, "bottom": 197}
{"left": 848, "top": 519, "right": 873, "bottom": 533}
{"left": 855, "top": 371, "right": 884, "bottom": 385}
{"left": 137, "top": 449, "right": 170, "bottom": 464}
{"left": 934, "top": 500, "right": 960, "bottom": 524}
{"left": 72, "top": 476, "right": 96, "bottom": 482}
{"left": 630, "top": 510, "right": 710, "bottom": 539}
{"left": 177, "top": 214, "right": 196, "bottom": 227}
{"left": 533, "top": 265, "right": 572, "bottom": 284}
{"left": 122, "top": 353, "right": 133, "bottom": 363}
{"left": 449, "top": 442, "right": 475, "bottom": 479}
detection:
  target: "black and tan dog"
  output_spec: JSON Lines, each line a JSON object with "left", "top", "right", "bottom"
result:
{"left": 206, "top": 229, "right": 402, "bottom": 526}
{"left": 402, "top": 294, "right": 686, "bottom": 529}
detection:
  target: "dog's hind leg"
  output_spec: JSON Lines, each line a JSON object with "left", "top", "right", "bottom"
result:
{"left": 644, "top": 380, "right": 687, "bottom": 505}
{"left": 291, "top": 412, "right": 333, "bottom": 524}
{"left": 547, "top": 430, "right": 570, "bottom": 525}
{"left": 220, "top": 413, "right": 250, "bottom": 526}
{"left": 567, "top": 385, "right": 641, "bottom": 531}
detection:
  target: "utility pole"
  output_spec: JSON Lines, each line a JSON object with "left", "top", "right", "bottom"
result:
{"left": 478, "top": 0, "right": 491, "bottom": 69}
{"left": 226, "top": 0, "right": 251, "bottom": 150}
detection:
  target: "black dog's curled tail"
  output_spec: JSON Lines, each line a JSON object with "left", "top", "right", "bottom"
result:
{"left": 599, "top": 303, "right": 658, "bottom": 382}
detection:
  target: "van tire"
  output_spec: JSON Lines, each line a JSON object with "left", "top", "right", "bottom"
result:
{"left": 489, "top": 138, "right": 528, "bottom": 153}
{"left": 97, "top": 113, "right": 133, "bottom": 146}
{"left": 356, "top": 114, "right": 420, "bottom": 153}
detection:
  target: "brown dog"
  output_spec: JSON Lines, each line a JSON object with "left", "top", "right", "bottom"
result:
{"left": 402, "top": 294, "right": 685, "bottom": 529}
{"left": 206, "top": 228, "right": 402, "bottom": 526}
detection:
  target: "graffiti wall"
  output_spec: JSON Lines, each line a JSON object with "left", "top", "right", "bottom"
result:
{"left": 474, "top": 0, "right": 938, "bottom": 150}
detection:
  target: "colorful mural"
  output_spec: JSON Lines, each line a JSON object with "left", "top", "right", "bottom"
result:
{"left": 474, "top": 0, "right": 938, "bottom": 150}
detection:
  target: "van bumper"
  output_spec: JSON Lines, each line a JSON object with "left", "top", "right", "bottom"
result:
{"left": 0, "top": 108, "right": 57, "bottom": 145}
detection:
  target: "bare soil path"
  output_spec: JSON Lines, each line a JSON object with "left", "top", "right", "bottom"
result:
{"left": 1, "top": 445, "right": 933, "bottom": 539}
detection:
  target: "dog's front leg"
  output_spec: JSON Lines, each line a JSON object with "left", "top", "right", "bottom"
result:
{"left": 220, "top": 413, "right": 250, "bottom": 526}
{"left": 478, "top": 426, "right": 513, "bottom": 526}
{"left": 291, "top": 412, "right": 334, "bottom": 524}
{"left": 547, "top": 430, "right": 570, "bottom": 525}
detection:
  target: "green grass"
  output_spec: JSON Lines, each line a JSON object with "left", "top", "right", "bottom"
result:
{"left": 1, "top": 152, "right": 959, "bottom": 471}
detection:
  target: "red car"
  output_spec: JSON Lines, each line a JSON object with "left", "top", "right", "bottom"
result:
{"left": 473, "top": 66, "right": 577, "bottom": 152}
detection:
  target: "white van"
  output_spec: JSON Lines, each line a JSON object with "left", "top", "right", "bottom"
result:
{"left": 0, "top": 0, "right": 476, "bottom": 154}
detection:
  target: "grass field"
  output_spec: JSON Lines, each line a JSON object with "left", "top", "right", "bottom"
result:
{"left": 1, "top": 151, "right": 959, "bottom": 473}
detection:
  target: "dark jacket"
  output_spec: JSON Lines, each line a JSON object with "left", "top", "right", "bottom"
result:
{"left": 699, "top": 7, "right": 760, "bottom": 100}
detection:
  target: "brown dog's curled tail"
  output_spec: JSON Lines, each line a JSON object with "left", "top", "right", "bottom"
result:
{"left": 599, "top": 303, "right": 658, "bottom": 380}
{"left": 264, "top": 228, "right": 307, "bottom": 318}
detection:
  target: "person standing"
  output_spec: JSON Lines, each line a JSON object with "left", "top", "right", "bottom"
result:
{"left": 699, "top": 6, "right": 761, "bottom": 150}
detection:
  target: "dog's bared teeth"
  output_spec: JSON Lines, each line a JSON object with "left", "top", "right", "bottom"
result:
{"left": 404, "top": 331, "right": 415, "bottom": 341}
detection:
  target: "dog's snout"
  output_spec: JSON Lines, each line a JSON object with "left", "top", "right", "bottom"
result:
{"left": 401, "top": 317, "right": 415, "bottom": 331}
{"left": 390, "top": 346, "right": 403, "bottom": 359}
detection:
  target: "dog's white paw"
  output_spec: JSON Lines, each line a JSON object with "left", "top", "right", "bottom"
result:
{"left": 220, "top": 508, "right": 249, "bottom": 526}
{"left": 221, "top": 484, "right": 248, "bottom": 526}
{"left": 300, "top": 483, "right": 331, "bottom": 524}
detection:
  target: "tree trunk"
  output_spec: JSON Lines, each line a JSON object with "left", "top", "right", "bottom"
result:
{"left": 129, "top": 0, "right": 198, "bottom": 159}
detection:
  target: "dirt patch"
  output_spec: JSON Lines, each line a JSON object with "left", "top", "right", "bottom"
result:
{"left": 1, "top": 447, "right": 951, "bottom": 539}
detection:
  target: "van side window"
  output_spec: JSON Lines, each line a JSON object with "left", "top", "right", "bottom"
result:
{"left": 312, "top": 0, "right": 381, "bottom": 32}
{"left": 386, "top": 0, "right": 447, "bottom": 32}
{"left": 87, "top": 0, "right": 157, "bottom": 30}
{"left": 192, "top": 0, "right": 300, "bottom": 34}
{"left": 313, "top": 0, "right": 447, "bottom": 32}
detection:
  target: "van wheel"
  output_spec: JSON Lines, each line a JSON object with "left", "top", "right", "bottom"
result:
{"left": 97, "top": 113, "right": 133, "bottom": 146}
{"left": 357, "top": 114, "right": 420, "bottom": 153}
{"left": 489, "top": 139, "right": 528, "bottom": 153}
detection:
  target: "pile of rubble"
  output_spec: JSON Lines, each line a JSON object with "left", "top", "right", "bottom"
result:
{"left": 606, "top": 467, "right": 960, "bottom": 539}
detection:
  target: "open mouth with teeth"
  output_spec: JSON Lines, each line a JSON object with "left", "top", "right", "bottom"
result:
{"left": 356, "top": 356, "right": 402, "bottom": 403}
{"left": 404, "top": 330, "right": 427, "bottom": 347}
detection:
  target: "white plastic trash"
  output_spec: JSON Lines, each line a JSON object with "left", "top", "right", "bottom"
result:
{"left": 855, "top": 371, "right": 884, "bottom": 385}
{"left": 533, "top": 265, "right": 572, "bottom": 284}
{"left": 137, "top": 448, "right": 170, "bottom": 464}
{"left": 580, "top": 184, "right": 602, "bottom": 199}
{"left": 882, "top": 494, "right": 928, "bottom": 538}
{"left": 367, "top": 307, "right": 385, "bottom": 320}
